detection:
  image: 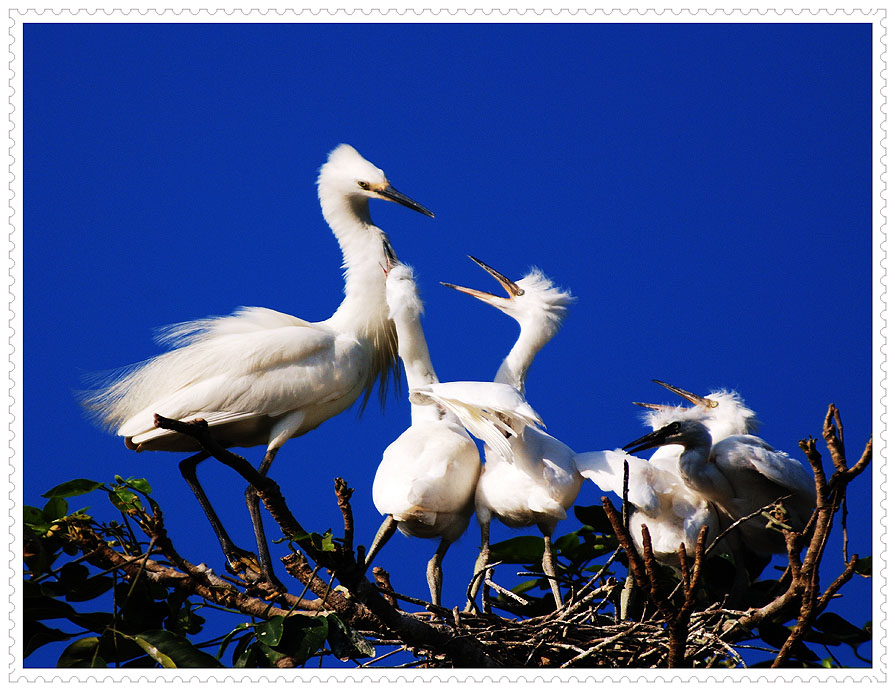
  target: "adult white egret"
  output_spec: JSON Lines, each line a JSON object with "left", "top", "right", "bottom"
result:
{"left": 439, "top": 257, "right": 579, "bottom": 610}
{"left": 83, "top": 144, "right": 434, "bottom": 584}
{"left": 623, "top": 418, "right": 817, "bottom": 555}
{"left": 364, "top": 262, "right": 482, "bottom": 607}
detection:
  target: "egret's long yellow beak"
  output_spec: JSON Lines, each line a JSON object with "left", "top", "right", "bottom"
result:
{"left": 652, "top": 379, "right": 718, "bottom": 409}
{"left": 441, "top": 255, "right": 524, "bottom": 304}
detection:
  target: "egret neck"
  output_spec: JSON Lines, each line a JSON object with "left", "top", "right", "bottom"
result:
{"left": 319, "top": 191, "right": 399, "bottom": 403}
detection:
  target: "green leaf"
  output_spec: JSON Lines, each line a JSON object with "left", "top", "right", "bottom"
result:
{"left": 42, "top": 497, "right": 69, "bottom": 522}
{"left": 489, "top": 536, "right": 546, "bottom": 564}
{"left": 123, "top": 477, "right": 153, "bottom": 494}
{"left": 254, "top": 641, "right": 287, "bottom": 666}
{"left": 574, "top": 504, "right": 615, "bottom": 534}
{"left": 233, "top": 637, "right": 257, "bottom": 668}
{"left": 165, "top": 598, "right": 206, "bottom": 637}
{"left": 814, "top": 612, "right": 872, "bottom": 646}
{"left": 132, "top": 634, "right": 177, "bottom": 668}
{"left": 42, "top": 479, "right": 105, "bottom": 499}
{"left": 66, "top": 575, "right": 115, "bottom": 603}
{"left": 133, "top": 630, "right": 224, "bottom": 668}
{"left": 217, "top": 624, "right": 253, "bottom": 661}
{"left": 57, "top": 636, "right": 107, "bottom": 668}
{"left": 291, "top": 530, "right": 336, "bottom": 552}
{"left": 108, "top": 487, "right": 142, "bottom": 513}
{"left": 855, "top": 555, "right": 872, "bottom": 576}
{"left": 23, "top": 620, "right": 73, "bottom": 658}
{"left": 23, "top": 506, "right": 50, "bottom": 534}
{"left": 23, "top": 588, "right": 79, "bottom": 621}
{"left": 554, "top": 532, "right": 580, "bottom": 556}
{"left": 510, "top": 578, "right": 543, "bottom": 595}
{"left": 256, "top": 615, "right": 285, "bottom": 647}
{"left": 326, "top": 614, "right": 375, "bottom": 660}
{"left": 279, "top": 614, "right": 328, "bottom": 664}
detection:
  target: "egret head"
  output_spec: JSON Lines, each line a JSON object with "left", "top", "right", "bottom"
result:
{"left": 317, "top": 144, "right": 434, "bottom": 217}
{"left": 385, "top": 262, "right": 424, "bottom": 321}
{"left": 633, "top": 380, "right": 760, "bottom": 437}
{"left": 623, "top": 419, "right": 712, "bottom": 455}
{"left": 442, "top": 256, "right": 575, "bottom": 336}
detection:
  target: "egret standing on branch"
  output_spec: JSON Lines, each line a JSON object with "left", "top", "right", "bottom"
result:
{"left": 364, "top": 261, "right": 482, "bottom": 607}
{"left": 82, "top": 144, "right": 434, "bottom": 585}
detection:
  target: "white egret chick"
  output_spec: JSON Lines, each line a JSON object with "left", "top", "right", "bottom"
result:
{"left": 441, "top": 257, "right": 579, "bottom": 610}
{"left": 577, "top": 447, "right": 722, "bottom": 564}
{"left": 634, "top": 380, "right": 760, "bottom": 476}
{"left": 365, "top": 262, "right": 482, "bottom": 607}
{"left": 623, "top": 419, "right": 817, "bottom": 555}
{"left": 83, "top": 144, "right": 434, "bottom": 585}
{"left": 598, "top": 379, "right": 760, "bottom": 564}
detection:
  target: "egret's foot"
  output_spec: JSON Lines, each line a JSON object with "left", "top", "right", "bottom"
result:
{"left": 245, "top": 573, "right": 289, "bottom": 597}
{"left": 223, "top": 546, "right": 264, "bottom": 580}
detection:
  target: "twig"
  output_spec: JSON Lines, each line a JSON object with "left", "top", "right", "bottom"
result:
{"left": 372, "top": 566, "right": 398, "bottom": 607}
{"left": 484, "top": 579, "right": 531, "bottom": 605}
{"left": 358, "top": 645, "right": 408, "bottom": 668}
{"left": 334, "top": 477, "right": 355, "bottom": 553}
{"left": 816, "top": 554, "right": 858, "bottom": 613}
{"left": 704, "top": 497, "right": 793, "bottom": 558}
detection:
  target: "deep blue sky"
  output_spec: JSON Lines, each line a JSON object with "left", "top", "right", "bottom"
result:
{"left": 24, "top": 22, "right": 873, "bottom": 667}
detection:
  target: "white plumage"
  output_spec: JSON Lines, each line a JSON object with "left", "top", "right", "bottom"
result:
{"left": 441, "top": 257, "right": 579, "bottom": 610}
{"left": 576, "top": 447, "right": 722, "bottom": 563}
{"left": 410, "top": 381, "right": 544, "bottom": 463}
{"left": 82, "top": 144, "right": 434, "bottom": 583}
{"left": 365, "top": 263, "right": 483, "bottom": 606}
{"left": 624, "top": 418, "right": 816, "bottom": 556}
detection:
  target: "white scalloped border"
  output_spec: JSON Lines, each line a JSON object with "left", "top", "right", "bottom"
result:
{"left": 5, "top": 5, "right": 887, "bottom": 686}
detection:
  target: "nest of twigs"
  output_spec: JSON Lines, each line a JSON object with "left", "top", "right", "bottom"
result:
{"left": 33, "top": 404, "right": 869, "bottom": 669}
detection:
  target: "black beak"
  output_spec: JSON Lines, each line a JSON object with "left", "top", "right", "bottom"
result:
{"left": 377, "top": 184, "right": 435, "bottom": 218}
{"left": 622, "top": 427, "right": 671, "bottom": 455}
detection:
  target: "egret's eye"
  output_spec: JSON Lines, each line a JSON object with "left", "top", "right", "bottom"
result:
{"left": 357, "top": 181, "right": 370, "bottom": 190}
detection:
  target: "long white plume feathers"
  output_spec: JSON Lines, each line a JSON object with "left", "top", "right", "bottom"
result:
{"left": 409, "top": 381, "right": 544, "bottom": 462}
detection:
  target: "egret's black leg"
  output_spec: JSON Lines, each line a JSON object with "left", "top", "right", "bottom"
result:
{"left": 178, "top": 450, "right": 258, "bottom": 574}
{"left": 244, "top": 447, "right": 284, "bottom": 589}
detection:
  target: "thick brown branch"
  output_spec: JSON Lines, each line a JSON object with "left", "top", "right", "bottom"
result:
{"left": 61, "top": 522, "right": 317, "bottom": 619}
{"left": 280, "top": 552, "right": 379, "bottom": 629}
